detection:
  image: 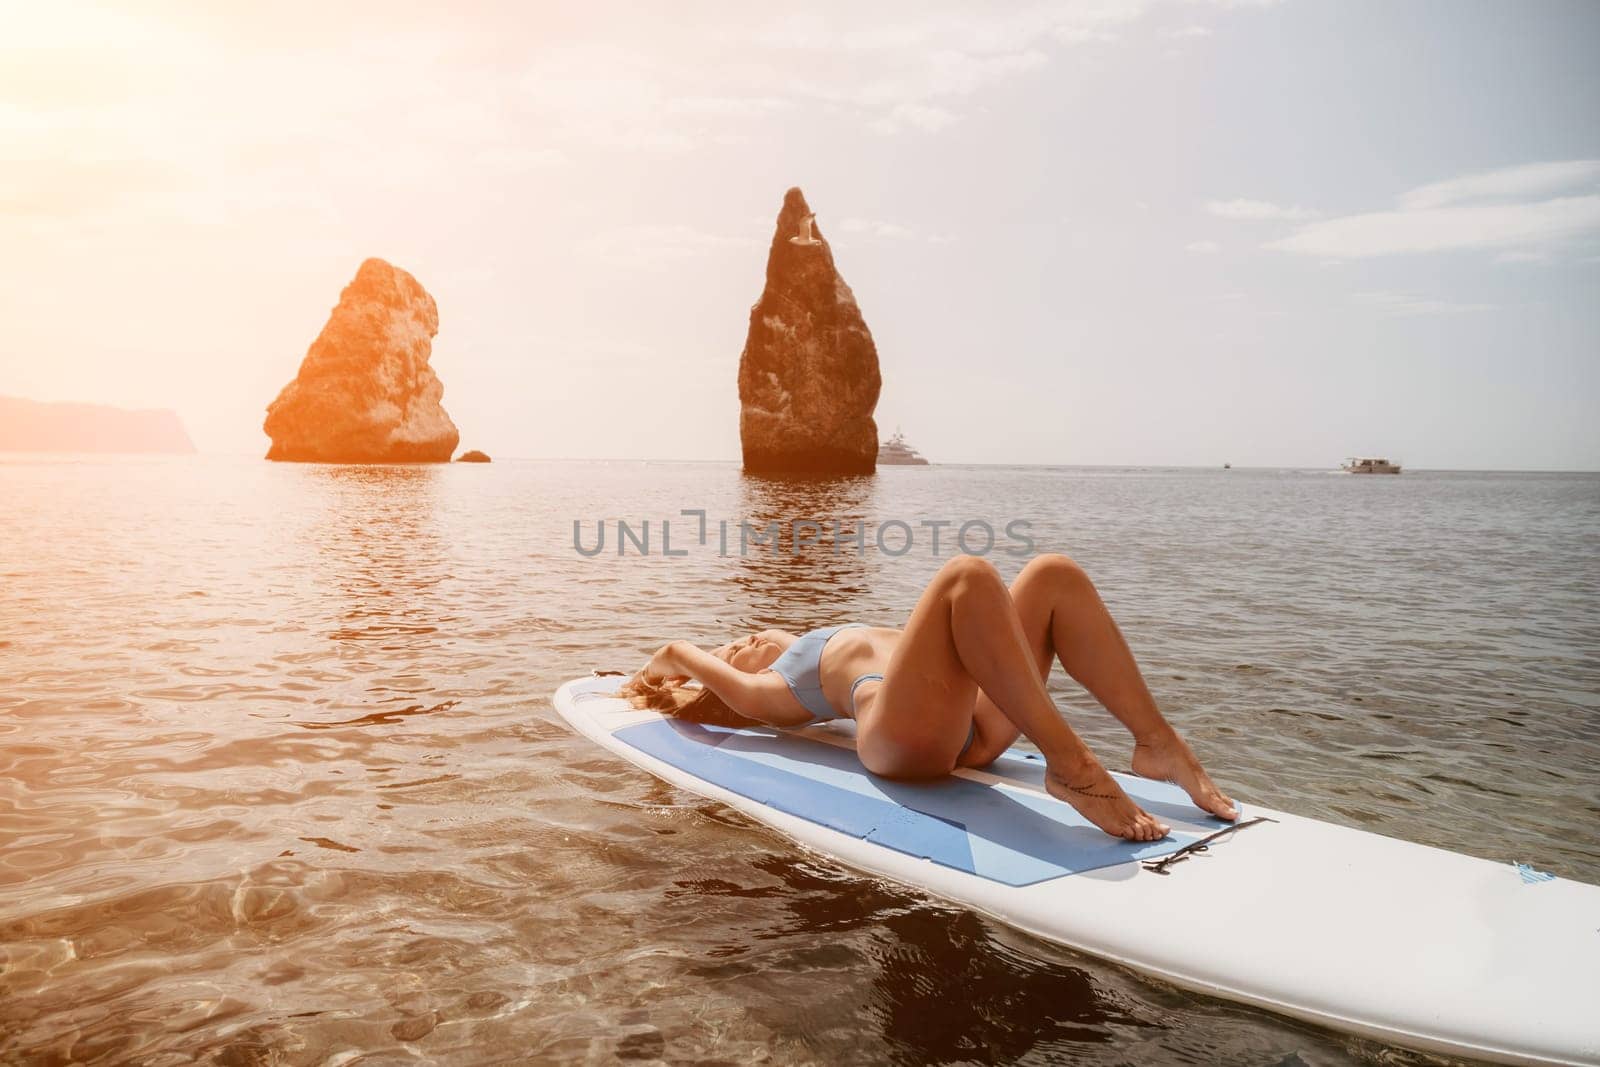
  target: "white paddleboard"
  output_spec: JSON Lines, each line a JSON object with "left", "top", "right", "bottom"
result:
{"left": 554, "top": 674, "right": 1600, "bottom": 1066}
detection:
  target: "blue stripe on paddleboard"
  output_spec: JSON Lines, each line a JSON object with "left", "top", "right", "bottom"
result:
{"left": 613, "top": 718, "right": 1211, "bottom": 886}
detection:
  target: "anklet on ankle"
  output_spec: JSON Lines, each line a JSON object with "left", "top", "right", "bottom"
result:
{"left": 1067, "top": 778, "right": 1120, "bottom": 801}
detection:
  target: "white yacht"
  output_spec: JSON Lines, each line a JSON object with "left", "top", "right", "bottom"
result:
{"left": 1342, "top": 457, "right": 1402, "bottom": 474}
{"left": 878, "top": 428, "right": 930, "bottom": 466}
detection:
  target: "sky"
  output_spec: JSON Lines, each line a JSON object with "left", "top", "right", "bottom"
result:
{"left": 2, "top": 0, "right": 1597, "bottom": 469}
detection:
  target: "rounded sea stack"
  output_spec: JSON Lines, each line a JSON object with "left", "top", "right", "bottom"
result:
{"left": 264, "top": 258, "right": 460, "bottom": 463}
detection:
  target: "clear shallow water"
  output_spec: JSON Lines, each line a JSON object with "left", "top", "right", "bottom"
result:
{"left": 2, "top": 456, "right": 1597, "bottom": 1065}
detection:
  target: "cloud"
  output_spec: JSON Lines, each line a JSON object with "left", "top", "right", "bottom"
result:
{"left": 631, "top": 6, "right": 1141, "bottom": 139}
{"left": 1353, "top": 291, "right": 1497, "bottom": 317}
{"left": 868, "top": 103, "right": 960, "bottom": 134}
{"left": 654, "top": 0, "right": 1290, "bottom": 137}
{"left": 499, "top": 9, "right": 1111, "bottom": 149}
{"left": 1185, "top": 240, "right": 1220, "bottom": 253}
{"left": 1399, "top": 160, "right": 1600, "bottom": 211}
{"left": 1167, "top": 25, "right": 1214, "bottom": 38}
{"left": 1267, "top": 160, "right": 1600, "bottom": 259}
{"left": 1207, "top": 198, "right": 1318, "bottom": 221}
{"left": 1268, "top": 195, "right": 1600, "bottom": 258}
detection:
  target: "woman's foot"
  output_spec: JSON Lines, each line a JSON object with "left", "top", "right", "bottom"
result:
{"left": 1131, "top": 731, "right": 1238, "bottom": 821}
{"left": 1046, "top": 761, "right": 1170, "bottom": 842}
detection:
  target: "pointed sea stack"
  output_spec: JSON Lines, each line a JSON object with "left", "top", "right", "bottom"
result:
{"left": 264, "top": 258, "right": 459, "bottom": 463}
{"left": 738, "top": 188, "right": 881, "bottom": 475}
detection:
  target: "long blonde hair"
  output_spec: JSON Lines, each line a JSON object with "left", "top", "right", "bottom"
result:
{"left": 621, "top": 678, "right": 765, "bottom": 728}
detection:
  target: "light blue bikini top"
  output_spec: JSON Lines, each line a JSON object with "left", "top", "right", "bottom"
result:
{"left": 763, "top": 623, "right": 869, "bottom": 723}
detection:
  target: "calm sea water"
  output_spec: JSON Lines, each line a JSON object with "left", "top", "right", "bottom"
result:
{"left": 3, "top": 456, "right": 1597, "bottom": 1065}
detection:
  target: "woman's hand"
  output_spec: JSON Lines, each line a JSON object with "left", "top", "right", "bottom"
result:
{"left": 618, "top": 639, "right": 797, "bottom": 727}
{"left": 641, "top": 641, "right": 689, "bottom": 686}
{"left": 621, "top": 641, "right": 690, "bottom": 702}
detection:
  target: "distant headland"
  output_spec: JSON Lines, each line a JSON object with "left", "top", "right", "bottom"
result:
{"left": 0, "top": 395, "right": 196, "bottom": 454}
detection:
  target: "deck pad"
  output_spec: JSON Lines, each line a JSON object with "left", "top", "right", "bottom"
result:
{"left": 614, "top": 717, "right": 1228, "bottom": 885}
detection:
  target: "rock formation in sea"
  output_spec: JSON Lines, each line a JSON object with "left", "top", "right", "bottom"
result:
{"left": 0, "top": 395, "right": 196, "bottom": 453}
{"left": 263, "top": 258, "right": 459, "bottom": 463}
{"left": 738, "top": 188, "right": 881, "bottom": 475}
{"left": 456, "top": 450, "right": 490, "bottom": 463}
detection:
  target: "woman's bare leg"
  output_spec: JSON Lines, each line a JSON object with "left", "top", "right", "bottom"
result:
{"left": 859, "top": 555, "right": 1169, "bottom": 842}
{"left": 966, "top": 554, "right": 1236, "bottom": 820}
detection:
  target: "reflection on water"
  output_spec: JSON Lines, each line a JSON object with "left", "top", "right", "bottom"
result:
{"left": 307, "top": 465, "right": 450, "bottom": 654}
{"left": 734, "top": 473, "right": 879, "bottom": 629}
{"left": 699, "top": 854, "right": 1140, "bottom": 1065}
{"left": 1, "top": 456, "right": 1596, "bottom": 1064}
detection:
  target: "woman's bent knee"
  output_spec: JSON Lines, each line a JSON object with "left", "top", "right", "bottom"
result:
{"left": 937, "top": 553, "right": 1002, "bottom": 589}
{"left": 1018, "top": 552, "right": 1090, "bottom": 589}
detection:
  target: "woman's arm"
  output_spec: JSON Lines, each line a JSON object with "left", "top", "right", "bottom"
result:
{"left": 635, "top": 641, "right": 809, "bottom": 728}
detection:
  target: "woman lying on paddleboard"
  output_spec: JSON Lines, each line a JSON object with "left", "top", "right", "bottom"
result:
{"left": 621, "top": 553, "right": 1236, "bottom": 842}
